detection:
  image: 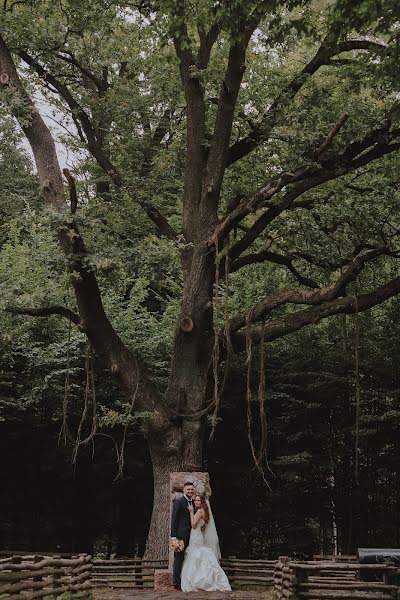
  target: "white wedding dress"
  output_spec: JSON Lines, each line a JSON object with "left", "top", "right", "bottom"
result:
{"left": 181, "top": 518, "right": 231, "bottom": 592}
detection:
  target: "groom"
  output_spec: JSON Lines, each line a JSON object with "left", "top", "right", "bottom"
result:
{"left": 170, "top": 481, "right": 195, "bottom": 590}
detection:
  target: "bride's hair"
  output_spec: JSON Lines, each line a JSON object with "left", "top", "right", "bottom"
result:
{"left": 195, "top": 495, "right": 210, "bottom": 524}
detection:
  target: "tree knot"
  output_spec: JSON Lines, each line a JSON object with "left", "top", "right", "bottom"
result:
{"left": 180, "top": 316, "right": 194, "bottom": 333}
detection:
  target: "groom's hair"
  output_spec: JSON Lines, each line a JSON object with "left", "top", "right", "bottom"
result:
{"left": 184, "top": 481, "right": 194, "bottom": 487}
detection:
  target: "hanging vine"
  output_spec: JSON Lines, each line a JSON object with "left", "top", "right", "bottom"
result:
{"left": 245, "top": 311, "right": 256, "bottom": 462}
{"left": 223, "top": 253, "right": 234, "bottom": 353}
{"left": 209, "top": 238, "right": 272, "bottom": 485}
{"left": 116, "top": 383, "right": 139, "bottom": 480}
{"left": 73, "top": 343, "right": 97, "bottom": 463}
{"left": 59, "top": 320, "right": 71, "bottom": 446}
{"left": 210, "top": 240, "right": 237, "bottom": 439}
{"left": 245, "top": 314, "right": 272, "bottom": 489}
{"left": 258, "top": 322, "right": 274, "bottom": 478}
{"left": 209, "top": 238, "right": 222, "bottom": 439}
{"left": 353, "top": 294, "right": 361, "bottom": 486}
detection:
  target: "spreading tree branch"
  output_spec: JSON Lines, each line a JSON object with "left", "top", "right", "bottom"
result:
{"left": 211, "top": 166, "right": 323, "bottom": 248}
{"left": 213, "top": 116, "right": 400, "bottom": 256}
{"left": 56, "top": 51, "right": 105, "bottom": 91}
{"left": 228, "top": 248, "right": 389, "bottom": 333}
{"left": 227, "top": 37, "right": 386, "bottom": 166}
{"left": 229, "top": 250, "right": 320, "bottom": 288}
{"left": 315, "top": 112, "right": 350, "bottom": 158}
{"left": 172, "top": 0, "right": 207, "bottom": 242}
{"left": 0, "top": 36, "right": 65, "bottom": 208}
{"left": 18, "top": 50, "right": 123, "bottom": 185}
{"left": 204, "top": 18, "right": 257, "bottom": 206}
{"left": 18, "top": 50, "right": 177, "bottom": 240}
{"left": 197, "top": 21, "right": 221, "bottom": 69}
{"left": 6, "top": 305, "right": 81, "bottom": 325}
{"left": 231, "top": 276, "right": 400, "bottom": 350}
{"left": 63, "top": 168, "right": 78, "bottom": 214}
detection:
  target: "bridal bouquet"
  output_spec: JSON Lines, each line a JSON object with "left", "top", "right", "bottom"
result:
{"left": 170, "top": 538, "right": 185, "bottom": 553}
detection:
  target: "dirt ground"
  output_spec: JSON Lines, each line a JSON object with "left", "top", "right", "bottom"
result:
{"left": 93, "top": 589, "right": 274, "bottom": 600}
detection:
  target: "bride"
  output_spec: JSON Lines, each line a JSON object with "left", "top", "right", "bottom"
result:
{"left": 180, "top": 494, "right": 231, "bottom": 593}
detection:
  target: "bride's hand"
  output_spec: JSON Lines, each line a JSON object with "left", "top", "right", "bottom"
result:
{"left": 188, "top": 504, "right": 194, "bottom": 513}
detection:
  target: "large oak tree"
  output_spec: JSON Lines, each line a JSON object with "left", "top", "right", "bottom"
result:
{"left": 1, "top": 0, "right": 400, "bottom": 558}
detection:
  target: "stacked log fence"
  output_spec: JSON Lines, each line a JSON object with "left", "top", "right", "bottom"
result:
{"left": 4, "top": 552, "right": 399, "bottom": 598}
{"left": 92, "top": 559, "right": 167, "bottom": 589}
{"left": 91, "top": 557, "right": 275, "bottom": 590}
{"left": 221, "top": 558, "right": 275, "bottom": 588}
{"left": 0, "top": 553, "right": 92, "bottom": 599}
{"left": 313, "top": 554, "right": 357, "bottom": 563}
{"left": 273, "top": 557, "right": 400, "bottom": 599}
{"left": 274, "top": 556, "right": 297, "bottom": 598}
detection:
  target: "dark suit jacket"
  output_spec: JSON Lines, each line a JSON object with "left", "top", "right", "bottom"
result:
{"left": 171, "top": 496, "right": 193, "bottom": 542}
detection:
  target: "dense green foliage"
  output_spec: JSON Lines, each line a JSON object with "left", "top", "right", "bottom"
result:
{"left": 1, "top": 0, "right": 400, "bottom": 558}
{"left": 1, "top": 122, "right": 399, "bottom": 557}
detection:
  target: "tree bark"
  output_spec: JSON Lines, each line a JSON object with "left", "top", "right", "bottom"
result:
{"left": 145, "top": 445, "right": 184, "bottom": 561}
{"left": 144, "top": 422, "right": 204, "bottom": 560}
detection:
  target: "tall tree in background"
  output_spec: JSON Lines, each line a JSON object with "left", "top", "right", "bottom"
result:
{"left": 1, "top": 0, "right": 400, "bottom": 557}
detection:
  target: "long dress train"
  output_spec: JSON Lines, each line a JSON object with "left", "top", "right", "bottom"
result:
{"left": 180, "top": 519, "right": 231, "bottom": 592}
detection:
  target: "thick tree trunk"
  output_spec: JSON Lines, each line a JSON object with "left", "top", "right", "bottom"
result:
{"left": 144, "top": 422, "right": 204, "bottom": 560}
{"left": 145, "top": 445, "right": 184, "bottom": 561}
{"left": 142, "top": 243, "right": 215, "bottom": 560}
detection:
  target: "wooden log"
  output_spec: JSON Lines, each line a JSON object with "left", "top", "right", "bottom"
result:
{"left": 309, "top": 577, "right": 358, "bottom": 584}
{"left": 58, "top": 578, "right": 92, "bottom": 592}
{"left": 274, "top": 559, "right": 286, "bottom": 599}
{"left": 0, "top": 567, "right": 93, "bottom": 595}
{"left": 91, "top": 569, "right": 155, "bottom": 581}
{"left": 300, "top": 583, "right": 397, "bottom": 591}
{"left": 0, "top": 580, "right": 47, "bottom": 595}
{"left": 71, "top": 563, "right": 93, "bottom": 575}
{"left": 297, "top": 592, "right": 392, "bottom": 599}
{"left": 0, "top": 574, "right": 89, "bottom": 596}
{"left": 57, "top": 570, "right": 92, "bottom": 585}
{"left": 310, "top": 569, "right": 357, "bottom": 574}
{"left": 0, "top": 562, "right": 91, "bottom": 580}
{"left": 1, "top": 555, "right": 89, "bottom": 571}
{"left": 0, "top": 551, "right": 85, "bottom": 558}
{"left": 0, "top": 566, "right": 67, "bottom": 582}
{"left": 93, "top": 575, "right": 155, "bottom": 580}
{"left": 93, "top": 565, "right": 160, "bottom": 573}
{"left": 0, "top": 554, "right": 93, "bottom": 599}
{"left": 310, "top": 573, "right": 357, "bottom": 576}
{"left": 224, "top": 568, "right": 275, "bottom": 575}
{"left": 221, "top": 559, "right": 276, "bottom": 565}
{"left": 92, "top": 575, "right": 155, "bottom": 583}
{"left": 227, "top": 575, "right": 274, "bottom": 582}
{"left": 290, "top": 562, "right": 398, "bottom": 572}
{"left": 283, "top": 576, "right": 298, "bottom": 585}
{"left": 313, "top": 555, "right": 356, "bottom": 562}
{"left": 94, "top": 558, "right": 165, "bottom": 565}
{"left": 223, "top": 563, "right": 277, "bottom": 567}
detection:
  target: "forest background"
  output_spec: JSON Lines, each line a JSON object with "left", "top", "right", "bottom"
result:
{"left": 0, "top": 0, "right": 400, "bottom": 561}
